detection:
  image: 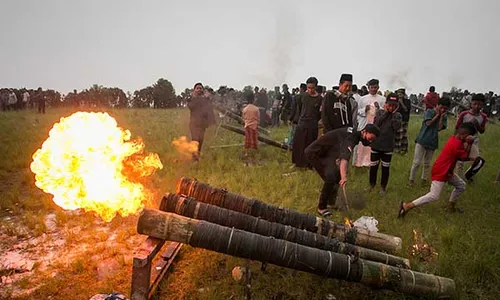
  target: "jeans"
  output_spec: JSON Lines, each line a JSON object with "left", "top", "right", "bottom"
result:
{"left": 412, "top": 174, "right": 466, "bottom": 206}
{"left": 409, "top": 143, "right": 434, "bottom": 181}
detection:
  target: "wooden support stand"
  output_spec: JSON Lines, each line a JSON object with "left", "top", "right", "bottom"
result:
{"left": 130, "top": 238, "right": 182, "bottom": 300}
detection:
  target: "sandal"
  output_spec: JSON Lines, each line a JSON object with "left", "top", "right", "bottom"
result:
{"left": 398, "top": 201, "right": 407, "bottom": 218}
{"left": 317, "top": 209, "right": 332, "bottom": 218}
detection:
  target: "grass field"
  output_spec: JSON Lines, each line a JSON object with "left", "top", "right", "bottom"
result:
{"left": 1, "top": 107, "right": 500, "bottom": 300}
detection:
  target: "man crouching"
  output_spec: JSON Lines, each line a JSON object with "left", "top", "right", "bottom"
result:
{"left": 305, "top": 124, "right": 380, "bottom": 217}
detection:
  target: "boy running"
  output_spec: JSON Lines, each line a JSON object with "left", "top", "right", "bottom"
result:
{"left": 398, "top": 123, "right": 477, "bottom": 217}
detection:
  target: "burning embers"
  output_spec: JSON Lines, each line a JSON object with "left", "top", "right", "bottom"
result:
{"left": 408, "top": 229, "right": 438, "bottom": 263}
{"left": 30, "top": 112, "right": 163, "bottom": 221}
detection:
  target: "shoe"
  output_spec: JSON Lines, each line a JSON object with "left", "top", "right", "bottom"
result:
{"left": 379, "top": 187, "right": 387, "bottom": 196}
{"left": 364, "top": 186, "right": 375, "bottom": 193}
{"left": 407, "top": 180, "right": 415, "bottom": 187}
{"left": 398, "top": 201, "right": 407, "bottom": 218}
{"left": 317, "top": 208, "right": 332, "bottom": 217}
{"left": 446, "top": 202, "right": 464, "bottom": 213}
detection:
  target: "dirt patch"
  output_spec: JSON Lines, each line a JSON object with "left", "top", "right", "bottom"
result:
{"left": 0, "top": 210, "right": 145, "bottom": 299}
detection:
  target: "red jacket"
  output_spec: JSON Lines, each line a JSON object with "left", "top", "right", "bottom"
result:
{"left": 431, "top": 136, "right": 468, "bottom": 181}
{"left": 424, "top": 92, "right": 440, "bottom": 109}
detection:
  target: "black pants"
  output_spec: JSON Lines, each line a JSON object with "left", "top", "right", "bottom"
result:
{"left": 190, "top": 124, "right": 206, "bottom": 154}
{"left": 369, "top": 149, "right": 392, "bottom": 188}
{"left": 38, "top": 101, "right": 46, "bottom": 114}
{"left": 310, "top": 156, "right": 340, "bottom": 210}
{"left": 292, "top": 121, "right": 318, "bottom": 168}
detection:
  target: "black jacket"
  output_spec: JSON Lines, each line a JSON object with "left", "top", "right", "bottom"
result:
{"left": 305, "top": 127, "right": 361, "bottom": 162}
{"left": 370, "top": 110, "right": 402, "bottom": 152}
{"left": 322, "top": 90, "right": 355, "bottom": 132}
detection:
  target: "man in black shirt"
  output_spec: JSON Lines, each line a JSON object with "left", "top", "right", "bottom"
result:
{"left": 305, "top": 124, "right": 380, "bottom": 217}
{"left": 291, "top": 77, "right": 322, "bottom": 168}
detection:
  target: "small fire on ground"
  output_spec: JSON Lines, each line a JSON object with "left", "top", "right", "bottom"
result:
{"left": 30, "top": 112, "right": 163, "bottom": 222}
{"left": 344, "top": 217, "right": 354, "bottom": 229}
{"left": 408, "top": 229, "right": 438, "bottom": 263}
{"left": 172, "top": 136, "right": 199, "bottom": 158}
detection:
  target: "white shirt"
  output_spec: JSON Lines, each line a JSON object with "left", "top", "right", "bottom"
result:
{"left": 22, "top": 91, "right": 30, "bottom": 103}
{"left": 358, "top": 94, "right": 385, "bottom": 118}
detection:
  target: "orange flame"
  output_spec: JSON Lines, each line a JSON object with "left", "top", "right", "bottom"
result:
{"left": 172, "top": 136, "right": 199, "bottom": 158}
{"left": 30, "top": 112, "right": 163, "bottom": 222}
{"left": 344, "top": 217, "right": 352, "bottom": 229}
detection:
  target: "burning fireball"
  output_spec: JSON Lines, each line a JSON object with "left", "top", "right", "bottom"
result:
{"left": 172, "top": 136, "right": 199, "bottom": 158}
{"left": 30, "top": 112, "right": 163, "bottom": 221}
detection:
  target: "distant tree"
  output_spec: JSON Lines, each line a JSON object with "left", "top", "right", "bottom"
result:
{"left": 242, "top": 85, "right": 254, "bottom": 100}
{"left": 152, "top": 78, "right": 177, "bottom": 108}
{"left": 132, "top": 87, "right": 154, "bottom": 108}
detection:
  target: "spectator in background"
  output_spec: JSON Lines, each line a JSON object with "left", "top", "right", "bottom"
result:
{"left": 242, "top": 93, "right": 260, "bottom": 166}
{"left": 21, "top": 89, "right": 30, "bottom": 109}
{"left": 409, "top": 97, "right": 450, "bottom": 187}
{"left": 423, "top": 86, "right": 440, "bottom": 109}
{"left": 394, "top": 88, "right": 411, "bottom": 154}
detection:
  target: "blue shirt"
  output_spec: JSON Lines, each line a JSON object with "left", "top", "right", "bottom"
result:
{"left": 415, "top": 109, "right": 447, "bottom": 150}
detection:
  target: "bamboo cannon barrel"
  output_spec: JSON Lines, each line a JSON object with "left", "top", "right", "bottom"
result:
{"left": 176, "top": 177, "right": 402, "bottom": 254}
{"left": 137, "top": 208, "right": 455, "bottom": 299}
{"left": 160, "top": 193, "right": 410, "bottom": 268}
{"left": 214, "top": 103, "right": 271, "bottom": 135}
{"left": 220, "top": 124, "right": 289, "bottom": 151}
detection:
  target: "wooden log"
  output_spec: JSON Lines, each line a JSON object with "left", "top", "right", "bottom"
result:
{"left": 220, "top": 124, "right": 289, "bottom": 151}
{"left": 176, "top": 177, "right": 402, "bottom": 254}
{"left": 214, "top": 103, "right": 271, "bottom": 135}
{"left": 137, "top": 208, "right": 455, "bottom": 299}
{"left": 160, "top": 193, "right": 410, "bottom": 268}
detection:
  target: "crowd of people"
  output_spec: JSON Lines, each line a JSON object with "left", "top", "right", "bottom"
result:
{"left": 187, "top": 75, "right": 494, "bottom": 219}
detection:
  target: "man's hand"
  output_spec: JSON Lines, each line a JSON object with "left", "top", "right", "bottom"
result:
{"left": 339, "top": 177, "right": 347, "bottom": 187}
{"left": 434, "top": 106, "right": 441, "bottom": 116}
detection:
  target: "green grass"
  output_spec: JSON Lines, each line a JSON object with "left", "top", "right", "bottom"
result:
{"left": 1, "top": 108, "right": 500, "bottom": 299}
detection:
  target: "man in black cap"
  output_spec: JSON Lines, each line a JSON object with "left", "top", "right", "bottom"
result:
{"left": 369, "top": 93, "right": 402, "bottom": 195}
{"left": 322, "top": 74, "right": 358, "bottom": 134}
{"left": 305, "top": 124, "right": 380, "bottom": 217}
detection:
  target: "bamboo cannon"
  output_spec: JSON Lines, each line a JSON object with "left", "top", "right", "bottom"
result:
{"left": 176, "top": 177, "right": 402, "bottom": 254}
{"left": 137, "top": 209, "right": 455, "bottom": 299}
{"left": 220, "top": 124, "right": 289, "bottom": 151}
{"left": 214, "top": 103, "right": 271, "bottom": 135}
{"left": 160, "top": 193, "right": 410, "bottom": 268}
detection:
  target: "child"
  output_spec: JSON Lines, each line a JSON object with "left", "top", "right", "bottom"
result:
{"left": 242, "top": 93, "right": 260, "bottom": 165}
{"left": 409, "top": 97, "right": 450, "bottom": 186}
{"left": 455, "top": 93, "right": 488, "bottom": 181}
{"left": 398, "top": 123, "right": 477, "bottom": 217}
{"left": 369, "top": 93, "right": 402, "bottom": 195}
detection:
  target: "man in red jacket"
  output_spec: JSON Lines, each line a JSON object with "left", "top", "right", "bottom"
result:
{"left": 423, "top": 86, "right": 440, "bottom": 110}
{"left": 398, "top": 122, "right": 477, "bottom": 217}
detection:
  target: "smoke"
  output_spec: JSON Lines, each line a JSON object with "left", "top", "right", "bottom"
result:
{"left": 250, "top": 2, "right": 302, "bottom": 88}
{"left": 385, "top": 67, "right": 412, "bottom": 92}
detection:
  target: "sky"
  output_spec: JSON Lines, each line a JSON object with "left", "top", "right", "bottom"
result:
{"left": 1, "top": 0, "right": 499, "bottom": 95}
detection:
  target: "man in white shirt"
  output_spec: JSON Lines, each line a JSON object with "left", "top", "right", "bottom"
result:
{"left": 354, "top": 79, "right": 385, "bottom": 167}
